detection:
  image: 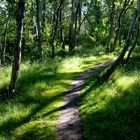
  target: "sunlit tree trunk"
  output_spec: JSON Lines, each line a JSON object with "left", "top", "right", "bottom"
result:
{"left": 36, "top": 0, "right": 43, "bottom": 59}
{"left": 9, "top": 0, "right": 25, "bottom": 94}
{"left": 125, "top": 20, "right": 140, "bottom": 63}
{"left": 69, "top": 0, "right": 76, "bottom": 52}
{"left": 42, "top": 0, "right": 46, "bottom": 31}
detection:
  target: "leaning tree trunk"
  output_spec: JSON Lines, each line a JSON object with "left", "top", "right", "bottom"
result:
{"left": 100, "top": 0, "right": 140, "bottom": 80}
{"left": 125, "top": 20, "right": 140, "bottom": 63}
{"left": 9, "top": 0, "right": 25, "bottom": 94}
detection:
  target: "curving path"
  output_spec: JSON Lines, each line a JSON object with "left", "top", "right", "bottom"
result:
{"left": 56, "top": 60, "right": 114, "bottom": 140}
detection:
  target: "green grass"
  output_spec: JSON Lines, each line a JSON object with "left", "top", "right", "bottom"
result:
{"left": 80, "top": 57, "right": 140, "bottom": 140}
{"left": 0, "top": 45, "right": 114, "bottom": 140}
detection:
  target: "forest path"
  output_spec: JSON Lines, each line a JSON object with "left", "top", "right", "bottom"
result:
{"left": 56, "top": 60, "right": 114, "bottom": 140}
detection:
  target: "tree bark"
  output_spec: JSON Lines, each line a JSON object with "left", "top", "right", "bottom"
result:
{"left": 125, "top": 19, "right": 140, "bottom": 63}
{"left": 69, "top": 0, "right": 76, "bottom": 52}
{"left": 42, "top": 0, "right": 46, "bottom": 31}
{"left": 50, "top": 0, "right": 64, "bottom": 58}
{"left": 59, "top": 8, "right": 65, "bottom": 50}
{"left": 1, "top": 17, "right": 10, "bottom": 65}
{"left": 36, "top": 0, "right": 43, "bottom": 59}
{"left": 9, "top": 0, "right": 25, "bottom": 94}
{"left": 107, "top": 0, "right": 115, "bottom": 52}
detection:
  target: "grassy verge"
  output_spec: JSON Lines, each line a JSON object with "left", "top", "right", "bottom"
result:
{"left": 80, "top": 57, "right": 140, "bottom": 140}
{"left": 0, "top": 47, "right": 114, "bottom": 140}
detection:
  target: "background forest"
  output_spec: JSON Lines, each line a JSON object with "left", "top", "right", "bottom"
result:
{"left": 0, "top": 0, "right": 140, "bottom": 140}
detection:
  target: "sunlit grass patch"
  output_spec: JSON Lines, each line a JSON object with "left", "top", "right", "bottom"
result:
{"left": 115, "top": 75, "right": 139, "bottom": 94}
{"left": 0, "top": 66, "right": 11, "bottom": 88}
{"left": 13, "top": 120, "right": 56, "bottom": 140}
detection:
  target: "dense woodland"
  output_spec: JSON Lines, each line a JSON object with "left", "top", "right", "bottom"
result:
{"left": 0, "top": 0, "right": 140, "bottom": 139}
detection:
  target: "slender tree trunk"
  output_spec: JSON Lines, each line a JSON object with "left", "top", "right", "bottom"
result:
{"left": 59, "top": 8, "right": 65, "bottom": 50}
{"left": 74, "top": 2, "right": 78, "bottom": 46}
{"left": 36, "top": 0, "right": 43, "bottom": 59}
{"left": 69, "top": 0, "right": 76, "bottom": 52}
{"left": 112, "top": 0, "right": 133, "bottom": 52}
{"left": 125, "top": 20, "right": 140, "bottom": 63}
{"left": 9, "top": 0, "right": 25, "bottom": 94}
{"left": 74, "top": 0, "right": 82, "bottom": 37}
{"left": 78, "top": 0, "right": 82, "bottom": 26}
{"left": 50, "top": 0, "right": 64, "bottom": 58}
{"left": 107, "top": 0, "right": 115, "bottom": 52}
{"left": 59, "top": 3, "right": 63, "bottom": 43}
{"left": 1, "top": 18, "right": 10, "bottom": 65}
{"left": 42, "top": 0, "right": 46, "bottom": 31}
{"left": 100, "top": 0, "right": 140, "bottom": 80}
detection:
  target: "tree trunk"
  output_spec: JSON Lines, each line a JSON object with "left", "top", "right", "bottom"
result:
{"left": 112, "top": 0, "right": 133, "bottom": 52}
{"left": 125, "top": 20, "right": 140, "bottom": 63}
{"left": 100, "top": 0, "right": 140, "bottom": 80}
{"left": 69, "top": 0, "right": 76, "bottom": 52}
{"left": 9, "top": 0, "right": 25, "bottom": 94}
{"left": 36, "top": 0, "right": 43, "bottom": 59}
{"left": 59, "top": 9, "right": 65, "bottom": 50}
{"left": 42, "top": 0, "right": 46, "bottom": 31}
{"left": 50, "top": 0, "right": 64, "bottom": 58}
{"left": 1, "top": 18, "right": 10, "bottom": 65}
{"left": 107, "top": 0, "right": 115, "bottom": 52}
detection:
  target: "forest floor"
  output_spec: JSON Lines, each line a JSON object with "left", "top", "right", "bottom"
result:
{"left": 0, "top": 45, "right": 115, "bottom": 140}
{"left": 0, "top": 45, "right": 139, "bottom": 140}
{"left": 56, "top": 61, "right": 113, "bottom": 140}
